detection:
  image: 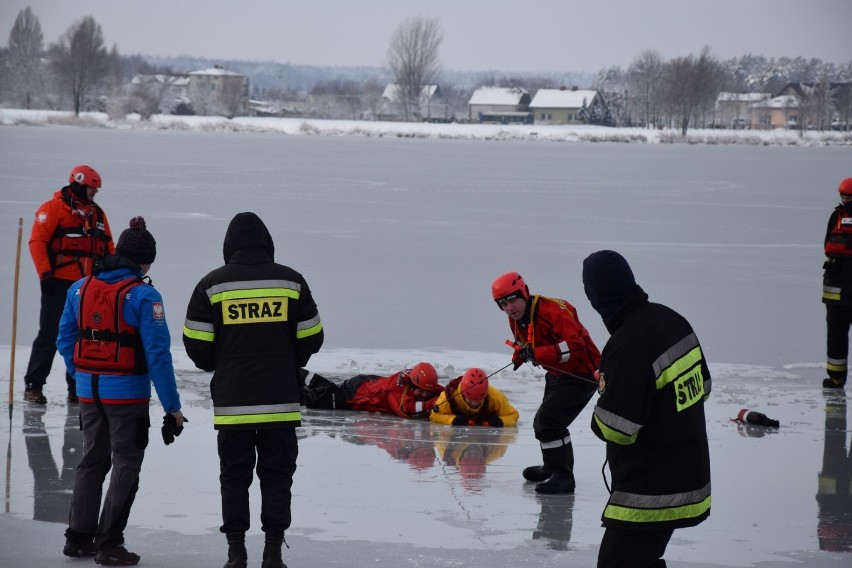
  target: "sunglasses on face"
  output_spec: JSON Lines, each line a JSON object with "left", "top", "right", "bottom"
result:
{"left": 497, "top": 294, "right": 521, "bottom": 308}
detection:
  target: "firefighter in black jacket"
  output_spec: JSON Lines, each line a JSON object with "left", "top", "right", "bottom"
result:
{"left": 183, "top": 212, "right": 324, "bottom": 568}
{"left": 823, "top": 177, "right": 852, "bottom": 389}
{"left": 582, "top": 250, "right": 711, "bottom": 568}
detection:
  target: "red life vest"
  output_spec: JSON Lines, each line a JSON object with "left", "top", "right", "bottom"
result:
{"left": 73, "top": 276, "right": 147, "bottom": 375}
{"left": 825, "top": 207, "right": 852, "bottom": 257}
{"left": 49, "top": 200, "right": 111, "bottom": 274}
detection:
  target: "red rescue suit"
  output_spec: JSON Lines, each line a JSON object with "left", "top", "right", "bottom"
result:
{"left": 30, "top": 188, "right": 113, "bottom": 281}
{"left": 508, "top": 295, "right": 600, "bottom": 377}
{"left": 349, "top": 371, "right": 442, "bottom": 418}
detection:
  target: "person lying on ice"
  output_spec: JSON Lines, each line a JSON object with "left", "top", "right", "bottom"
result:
{"left": 429, "top": 367, "right": 520, "bottom": 427}
{"left": 300, "top": 362, "right": 444, "bottom": 418}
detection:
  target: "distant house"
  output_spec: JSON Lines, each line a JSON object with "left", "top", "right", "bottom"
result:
{"left": 187, "top": 66, "right": 249, "bottom": 118}
{"left": 775, "top": 82, "right": 852, "bottom": 131}
{"left": 529, "top": 87, "right": 605, "bottom": 125}
{"left": 715, "top": 92, "right": 770, "bottom": 129}
{"left": 749, "top": 94, "right": 800, "bottom": 130}
{"left": 381, "top": 83, "right": 443, "bottom": 120}
{"left": 468, "top": 87, "right": 532, "bottom": 124}
{"left": 129, "top": 74, "right": 190, "bottom": 115}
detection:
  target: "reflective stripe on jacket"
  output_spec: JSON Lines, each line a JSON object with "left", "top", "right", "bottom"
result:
{"left": 590, "top": 288, "right": 711, "bottom": 530}
{"left": 182, "top": 213, "right": 323, "bottom": 430}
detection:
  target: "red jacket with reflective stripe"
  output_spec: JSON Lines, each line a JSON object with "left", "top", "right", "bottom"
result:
{"left": 29, "top": 188, "right": 114, "bottom": 281}
{"left": 508, "top": 295, "right": 600, "bottom": 377}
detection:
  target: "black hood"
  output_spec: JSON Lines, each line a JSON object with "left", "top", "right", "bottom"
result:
{"left": 223, "top": 212, "right": 275, "bottom": 263}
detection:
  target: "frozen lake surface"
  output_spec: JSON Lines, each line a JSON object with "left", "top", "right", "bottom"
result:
{"left": 0, "top": 125, "right": 850, "bottom": 566}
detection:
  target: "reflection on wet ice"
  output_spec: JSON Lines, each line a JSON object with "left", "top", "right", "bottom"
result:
{"left": 22, "top": 404, "right": 83, "bottom": 523}
{"left": 817, "top": 392, "right": 852, "bottom": 552}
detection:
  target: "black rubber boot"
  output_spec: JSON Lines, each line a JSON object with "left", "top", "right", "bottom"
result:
{"left": 535, "top": 472, "right": 576, "bottom": 494}
{"left": 523, "top": 464, "right": 552, "bottom": 482}
{"left": 535, "top": 442, "right": 576, "bottom": 494}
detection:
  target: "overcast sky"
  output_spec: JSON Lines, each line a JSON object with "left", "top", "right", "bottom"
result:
{"left": 2, "top": 0, "right": 850, "bottom": 74}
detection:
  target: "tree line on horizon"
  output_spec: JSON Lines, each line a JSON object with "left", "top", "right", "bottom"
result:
{"left": 2, "top": 8, "right": 851, "bottom": 133}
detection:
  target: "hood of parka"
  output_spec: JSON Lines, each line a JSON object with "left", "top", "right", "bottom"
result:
{"left": 222, "top": 212, "right": 275, "bottom": 264}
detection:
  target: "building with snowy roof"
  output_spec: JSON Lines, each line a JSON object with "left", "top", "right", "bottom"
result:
{"left": 187, "top": 66, "right": 249, "bottom": 118}
{"left": 529, "top": 87, "right": 605, "bottom": 125}
{"left": 467, "top": 87, "right": 532, "bottom": 124}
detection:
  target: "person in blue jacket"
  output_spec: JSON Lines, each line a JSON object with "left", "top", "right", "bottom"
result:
{"left": 57, "top": 216, "right": 185, "bottom": 566}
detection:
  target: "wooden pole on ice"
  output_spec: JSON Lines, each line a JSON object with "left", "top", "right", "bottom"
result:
{"left": 8, "top": 218, "right": 23, "bottom": 427}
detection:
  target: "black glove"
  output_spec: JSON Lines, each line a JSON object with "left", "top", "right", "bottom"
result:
{"left": 485, "top": 414, "right": 503, "bottom": 427}
{"left": 512, "top": 345, "right": 534, "bottom": 371}
{"left": 451, "top": 414, "right": 468, "bottom": 426}
{"left": 161, "top": 413, "right": 187, "bottom": 445}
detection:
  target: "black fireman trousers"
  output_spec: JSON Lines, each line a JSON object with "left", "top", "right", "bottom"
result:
{"left": 533, "top": 372, "right": 597, "bottom": 444}
{"left": 826, "top": 303, "right": 852, "bottom": 383}
{"left": 218, "top": 428, "right": 298, "bottom": 536}
{"left": 597, "top": 526, "right": 674, "bottom": 568}
{"left": 24, "top": 278, "right": 74, "bottom": 391}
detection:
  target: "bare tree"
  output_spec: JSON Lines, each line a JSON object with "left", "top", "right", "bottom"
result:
{"left": 361, "top": 77, "right": 386, "bottom": 121}
{"left": 628, "top": 49, "right": 665, "bottom": 128}
{"left": 7, "top": 7, "right": 44, "bottom": 109}
{"left": 386, "top": 16, "right": 443, "bottom": 121}
{"left": 661, "top": 48, "right": 724, "bottom": 135}
{"left": 663, "top": 55, "right": 695, "bottom": 134}
{"left": 692, "top": 47, "right": 726, "bottom": 128}
{"left": 48, "top": 16, "right": 110, "bottom": 115}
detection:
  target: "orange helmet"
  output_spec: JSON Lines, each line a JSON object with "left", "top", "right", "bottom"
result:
{"left": 460, "top": 368, "right": 488, "bottom": 402}
{"left": 839, "top": 177, "right": 852, "bottom": 195}
{"left": 69, "top": 165, "right": 102, "bottom": 189}
{"left": 407, "top": 362, "right": 438, "bottom": 390}
{"left": 491, "top": 271, "right": 529, "bottom": 305}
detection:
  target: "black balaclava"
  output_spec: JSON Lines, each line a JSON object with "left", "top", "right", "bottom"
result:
{"left": 582, "top": 250, "right": 638, "bottom": 318}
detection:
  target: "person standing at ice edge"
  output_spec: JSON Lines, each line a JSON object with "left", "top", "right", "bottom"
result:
{"left": 491, "top": 271, "right": 600, "bottom": 494}
{"left": 25, "top": 164, "right": 114, "bottom": 403}
{"left": 58, "top": 216, "right": 184, "bottom": 566}
{"left": 822, "top": 177, "right": 852, "bottom": 389}
{"left": 183, "top": 212, "right": 324, "bottom": 568}
{"left": 582, "top": 250, "right": 711, "bottom": 568}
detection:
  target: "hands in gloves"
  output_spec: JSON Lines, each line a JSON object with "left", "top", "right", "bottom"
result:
{"left": 512, "top": 345, "right": 534, "bottom": 371}
{"left": 482, "top": 414, "right": 503, "bottom": 427}
{"left": 162, "top": 412, "right": 187, "bottom": 445}
{"left": 452, "top": 414, "right": 469, "bottom": 426}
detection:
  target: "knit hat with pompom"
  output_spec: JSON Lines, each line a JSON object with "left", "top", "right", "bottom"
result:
{"left": 116, "top": 216, "right": 157, "bottom": 265}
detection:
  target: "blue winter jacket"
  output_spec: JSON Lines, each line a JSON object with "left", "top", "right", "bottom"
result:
{"left": 56, "top": 256, "right": 182, "bottom": 412}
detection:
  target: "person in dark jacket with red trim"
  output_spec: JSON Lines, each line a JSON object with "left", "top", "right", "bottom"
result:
{"left": 25, "top": 164, "right": 114, "bottom": 404}
{"left": 822, "top": 177, "right": 852, "bottom": 389}
{"left": 583, "top": 250, "right": 711, "bottom": 568}
{"left": 183, "top": 212, "right": 323, "bottom": 568}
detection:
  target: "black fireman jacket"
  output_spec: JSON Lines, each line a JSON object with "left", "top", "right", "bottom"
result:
{"left": 823, "top": 203, "right": 852, "bottom": 304}
{"left": 183, "top": 213, "right": 324, "bottom": 429}
{"left": 590, "top": 287, "right": 711, "bottom": 530}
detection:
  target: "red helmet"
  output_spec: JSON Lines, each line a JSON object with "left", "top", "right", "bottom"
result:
{"left": 460, "top": 368, "right": 488, "bottom": 402}
{"left": 69, "top": 165, "right": 102, "bottom": 189}
{"left": 839, "top": 177, "right": 852, "bottom": 195}
{"left": 407, "top": 362, "right": 438, "bottom": 390}
{"left": 491, "top": 271, "right": 529, "bottom": 304}
{"left": 406, "top": 446, "right": 436, "bottom": 471}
